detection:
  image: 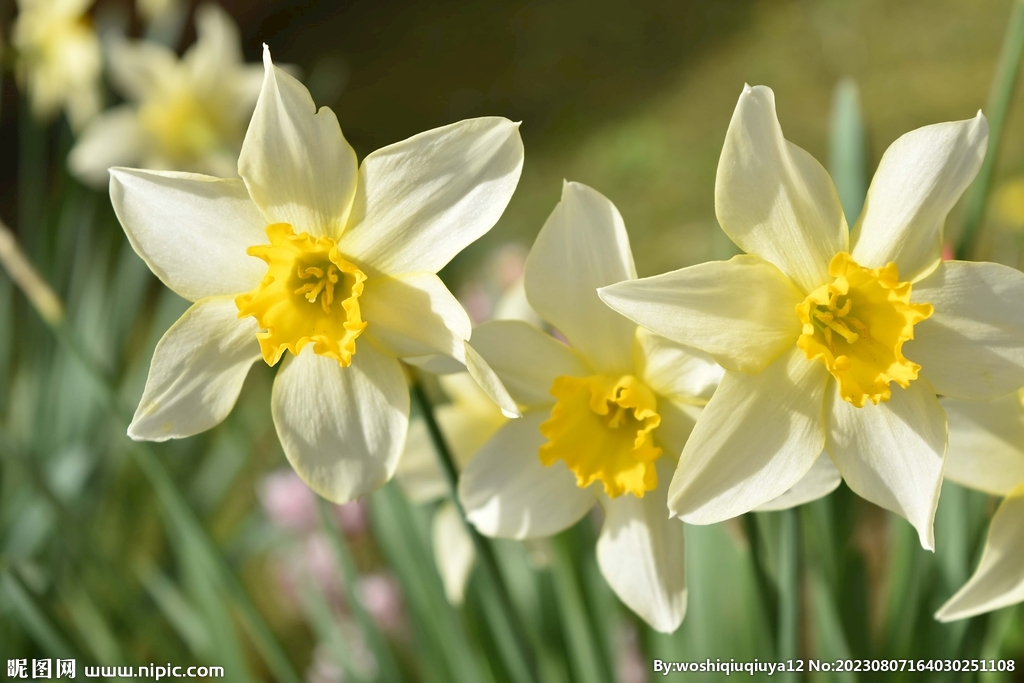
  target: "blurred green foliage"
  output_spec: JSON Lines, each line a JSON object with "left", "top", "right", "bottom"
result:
{"left": 2, "top": 0, "right": 1024, "bottom": 681}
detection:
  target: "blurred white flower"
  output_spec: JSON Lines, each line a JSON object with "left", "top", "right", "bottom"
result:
{"left": 111, "top": 46, "right": 522, "bottom": 504}
{"left": 69, "top": 4, "right": 263, "bottom": 187}
{"left": 600, "top": 84, "right": 1024, "bottom": 550}
{"left": 457, "top": 181, "right": 837, "bottom": 633}
{"left": 935, "top": 391, "right": 1024, "bottom": 621}
{"left": 12, "top": 0, "right": 102, "bottom": 130}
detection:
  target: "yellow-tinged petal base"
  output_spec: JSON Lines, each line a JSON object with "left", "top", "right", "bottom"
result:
{"left": 797, "top": 252, "right": 932, "bottom": 407}
{"left": 539, "top": 374, "right": 662, "bottom": 498}
{"left": 236, "top": 223, "right": 367, "bottom": 366}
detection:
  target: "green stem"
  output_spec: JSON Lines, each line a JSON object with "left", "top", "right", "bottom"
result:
{"left": 408, "top": 375, "right": 538, "bottom": 683}
{"left": 549, "top": 533, "right": 615, "bottom": 683}
{"left": 317, "top": 499, "right": 405, "bottom": 683}
{"left": 958, "top": 0, "right": 1024, "bottom": 259}
{"left": 777, "top": 508, "right": 802, "bottom": 680}
{"left": 743, "top": 513, "right": 778, "bottom": 652}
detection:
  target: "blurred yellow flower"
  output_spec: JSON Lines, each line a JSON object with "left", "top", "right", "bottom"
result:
{"left": 457, "top": 181, "right": 839, "bottom": 632}
{"left": 12, "top": 0, "right": 102, "bottom": 130}
{"left": 110, "top": 46, "right": 522, "bottom": 503}
{"left": 990, "top": 176, "right": 1024, "bottom": 233}
{"left": 935, "top": 391, "right": 1024, "bottom": 621}
{"left": 600, "top": 84, "right": 1024, "bottom": 550}
{"left": 69, "top": 4, "right": 263, "bottom": 186}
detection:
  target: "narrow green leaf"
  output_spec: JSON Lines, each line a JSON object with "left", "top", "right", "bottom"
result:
{"left": 829, "top": 78, "right": 867, "bottom": 226}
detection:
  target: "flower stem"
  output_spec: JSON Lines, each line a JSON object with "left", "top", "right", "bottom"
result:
{"left": 0, "top": 219, "right": 303, "bottom": 683}
{"left": 958, "top": 0, "right": 1024, "bottom": 259}
{"left": 743, "top": 513, "right": 778, "bottom": 652}
{"left": 777, "top": 508, "right": 802, "bottom": 680}
{"left": 408, "top": 373, "right": 539, "bottom": 683}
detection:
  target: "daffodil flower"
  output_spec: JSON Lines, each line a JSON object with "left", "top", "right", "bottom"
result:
{"left": 935, "top": 391, "right": 1024, "bottom": 620}
{"left": 456, "top": 181, "right": 838, "bottom": 632}
{"left": 112, "top": 46, "right": 522, "bottom": 503}
{"left": 599, "top": 85, "right": 1024, "bottom": 549}
{"left": 13, "top": 0, "right": 102, "bottom": 130}
{"left": 69, "top": 4, "right": 263, "bottom": 187}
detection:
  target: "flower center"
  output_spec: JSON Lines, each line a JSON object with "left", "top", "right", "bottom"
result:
{"left": 236, "top": 223, "right": 367, "bottom": 367}
{"left": 138, "top": 88, "right": 225, "bottom": 161}
{"left": 796, "top": 252, "right": 933, "bottom": 407}
{"left": 538, "top": 374, "right": 662, "bottom": 498}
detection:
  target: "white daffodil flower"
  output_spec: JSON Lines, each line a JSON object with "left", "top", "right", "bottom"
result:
{"left": 599, "top": 84, "right": 1024, "bottom": 550}
{"left": 112, "top": 46, "right": 522, "bottom": 503}
{"left": 456, "top": 181, "right": 839, "bottom": 633}
{"left": 13, "top": 0, "right": 102, "bottom": 130}
{"left": 69, "top": 4, "right": 263, "bottom": 187}
{"left": 935, "top": 391, "right": 1024, "bottom": 621}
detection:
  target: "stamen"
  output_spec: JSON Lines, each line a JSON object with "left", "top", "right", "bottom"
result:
{"left": 818, "top": 315, "right": 859, "bottom": 344}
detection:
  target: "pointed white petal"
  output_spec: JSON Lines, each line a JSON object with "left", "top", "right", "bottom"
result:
{"left": 715, "top": 85, "right": 847, "bottom": 293}
{"left": 271, "top": 344, "right": 410, "bottom": 503}
{"left": 635, "top": 326, "right": 723, "bottom": 404}
{"left": 524, "top": 182, "right": 639, "bottom": 374}
{"left": 597, "top": 458, "right": 687, "bottom": 633}
{"left": 668, "top": 347, "right": 828, "bottom": 524}
{"left": 459, "top": 411, "right": 596, "bottom": 539}
{"left": 908, "top": 261, "right": 1024, "bottom": 400}
{"left": 852, "top": 114, "right": 988, "bottom": 282}
{"left": 433, "top": 501, "right": 476, "bottom": 606}
{"left": 599, "top": 255, "right": 804, "bottom": 373}
{"left": 936, "top": 488, "right": 1024, "bottom": 621}
{"left": 469, "top": 320, "right": 589, "bottom": 409}
{"left": 109, "top": 168, "right": 267, "bottom": 301}
{"left": 826, "top": 379, "right": 946, "bottom": 550}
{"left": 68, "top": 106, "right": 147, "bottom": 188}
{"left": 129, "top": 297, "right": 260, "bottom": 441}
{"left": 360, "top": 273, "right": 472, "bottom": 359}
{"left": 339, "top": 117, "right": 523, "bottom": 274}
{"left": 943, "top": 393, "right": 1024, "bottom": 496}
{"left": 753, "top": 453, "right": 841, "bottom": 512}
{"left": 238, "top": 47, "right": 357, "bottom": 238}
{"left": 464, "top": 341, "right": 521, "bottom": 419}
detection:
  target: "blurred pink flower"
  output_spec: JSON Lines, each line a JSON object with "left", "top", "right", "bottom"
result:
{"left": 334, "top": 499, "right": 368, "bottom": 537}
{"left": 941, "top": 243, "right": 955, "bottom": 261}
{"left": 258, "top": 469, "right": 318, "bottom": 532}
{"left": 357, "top": 573, "right": 404, "bottom": 632}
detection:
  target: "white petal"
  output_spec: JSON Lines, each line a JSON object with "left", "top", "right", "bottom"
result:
{"left": 109, "top": 168, "right": 268, "bottom": 301}
{"left": 654, "top": 400, "right": 702, "bottom": 459}
{"left": 128, "top": 297, "right": 260, "bottom": 441}
{"left": 459, "top": 411, "right": 596, "bottom": 539}
{"left": 339, "top": 117, "right": 523, "bottom": 274}
{"left": 68, "top": 106, "right": 147, "bottom": 188}
{"left": 361, "top": 273, "right": 472, "bottom": 359}
{"left": 184, "top": 4, "right": 243, "bottom": 88}
{"left": 524, "top": 181, "right": 639, "bottom": 374}
{"left": 106, "top": 38, "right": 177, "bottom": 101}
{"left": 464, "top": 341, "right": 521, "bottom": 419}
{"left": 936, "top": 488, "right": 1024, "bottom": 621}
{"left": 395, "top": 418, "right": 447, "bottom": 504}
{"left": 599, "top": 255, "right": 804, "bottom": 374}
{"left": 825, "top": 379, "right": 946, "bottom": 550}
{"left": 852, "top": 114, "right": 988, "bottom": 282}
{"left": 271, "top": 344, "right": 410, "bottom": 503}
{"left": 432, "top": 501, "right": 476, "bottom": 606}
{"left": 753, "top": 453, "right": 841, "bottom": 512}
{"left": 238, "top": 47, "right": 357, "bottom": 238}
{"left": 908, "top": 261, "right": 1024, "bottom": 400}
{"left": 635, "top": 327, "right": 723, "bottom": 404}
{"left": 469, "top": 320, "right": 589, "bottom": 409}
{"left": 715, "top": 85, "right": 847, "bottom": 293}
{"left": 597, "top": 458, "right": 687, "bottom": 633}
{"left": 943, "top": 393, "right": 1024, "bottom": 496}
{"left": 668, "top": 347, "right": 828, "bottom": 524}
